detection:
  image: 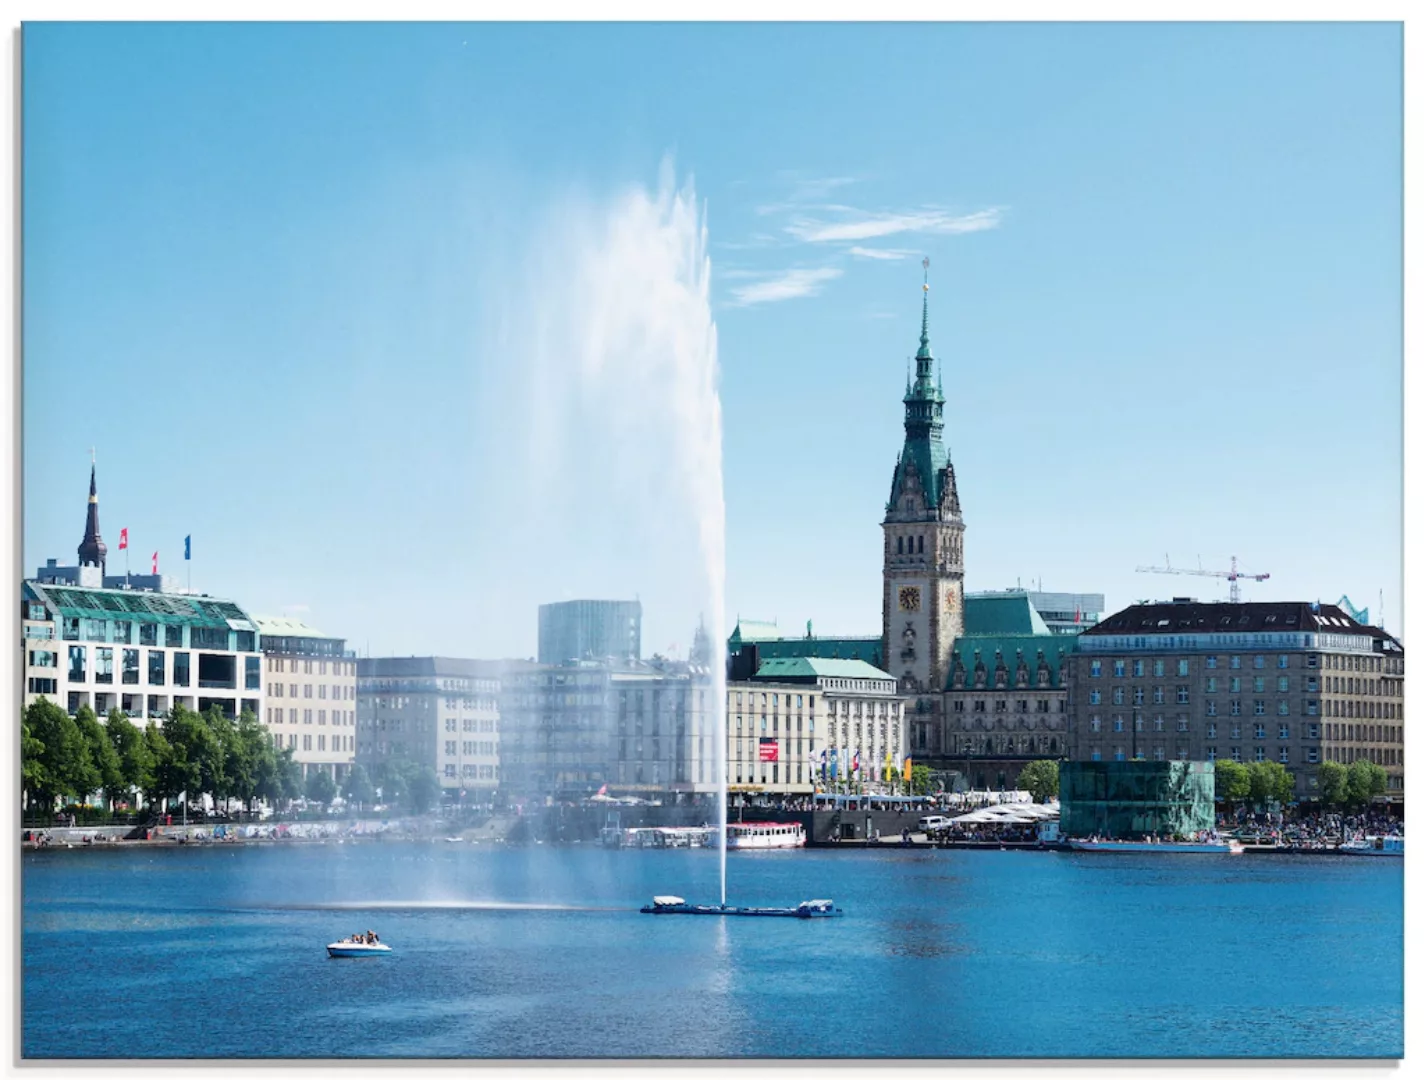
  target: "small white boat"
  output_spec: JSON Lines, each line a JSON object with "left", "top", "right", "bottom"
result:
{"left": 327, "top": 938, "right": 392, "bottom": 958}
{"left": 1340, "top": 835, "right": 1404, "bottom": 857}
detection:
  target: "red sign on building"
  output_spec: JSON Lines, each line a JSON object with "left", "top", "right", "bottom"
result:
{"left": 758, "top": 738, "right": 779, "bottom": 762}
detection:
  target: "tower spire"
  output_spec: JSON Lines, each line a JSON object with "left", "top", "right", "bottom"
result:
{"left": 916, "top": 256, "right": 932, "bottom": 360}
{"left": 78, "top": 457, "right": 108, "bottom": 575}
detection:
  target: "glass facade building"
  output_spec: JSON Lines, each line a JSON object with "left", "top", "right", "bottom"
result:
{"left": 1059, "top": 760, "right": 1216, "bottom": 839}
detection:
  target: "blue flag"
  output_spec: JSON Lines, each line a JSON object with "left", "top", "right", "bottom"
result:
{"left": 184, "top": 535, "right": 191, "bottom": 560}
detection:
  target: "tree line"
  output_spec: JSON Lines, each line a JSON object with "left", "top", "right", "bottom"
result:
{"left": 1014, "top": 757, "right": 1390, "bottom": 811}
{"left": 21, "top": 698, "right": 445, "bottom": 821}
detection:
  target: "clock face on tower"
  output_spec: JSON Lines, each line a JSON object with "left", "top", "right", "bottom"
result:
{"left": 898, "top": 586, "right": 922, "bottom": 613}
{"left": 945, "top": 591, "right": 958, "bottom": 615}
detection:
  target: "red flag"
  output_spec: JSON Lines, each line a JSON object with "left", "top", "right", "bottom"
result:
{"left": 119, "top": 528, "right": 128, "bottom": 550}
{"left": 1074, "top": 605, "right": 1082, "bottom": 624}
{"left": 151, "top": 552, "right": 158, "bottom": 574}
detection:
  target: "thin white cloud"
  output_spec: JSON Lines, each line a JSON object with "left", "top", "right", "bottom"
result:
{"left": 848, "top": 246, "right": 917, "bottom": 261}
{"left": 729, "top": 267, "right": 842, "bottom": 306}
{"left": 787, "top": 207, "right": 1002, "bottom": 244}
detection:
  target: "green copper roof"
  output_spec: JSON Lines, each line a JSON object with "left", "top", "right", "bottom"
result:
{"left": 753, "top": 656, "right": 895, "bottom": 682}
{"left": 888, "top": 271, "right": 954, "bottom": 516}
{"left": 947, "top": 634, "right": 1073, "bottom": 691}
{"left": 728, "top": 619, "right": 782, "bottom": 648}
{"left": 963, "top": 593, "right": 1052, "bottom": 636}
{"left": 24, "top": 581, "right": 256, "bottom": 631}
{"left": 751, "top": 636, "right": 884, "bottom": 669}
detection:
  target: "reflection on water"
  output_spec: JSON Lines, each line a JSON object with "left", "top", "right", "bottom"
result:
{"left": 22, "top": 845, "right": 1402, "bottom": 1059}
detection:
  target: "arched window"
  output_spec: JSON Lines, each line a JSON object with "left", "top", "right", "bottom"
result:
{"left": 918, "top": 535, "right": 925, "bottom": 554}
{"left": 897, "top": 536, "right": 903, "bottom": 554}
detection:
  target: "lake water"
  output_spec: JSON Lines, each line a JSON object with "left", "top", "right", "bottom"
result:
{"left": 21, "top": 842, "right": 1402, "bottom": 1059}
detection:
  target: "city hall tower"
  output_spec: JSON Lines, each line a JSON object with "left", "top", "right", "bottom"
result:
{"left": 882, "top": 261, "right": 965, "bottom": 729}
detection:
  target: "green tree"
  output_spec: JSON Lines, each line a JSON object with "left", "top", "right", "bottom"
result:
{"left": 1016, "top": 760, "right": 1060, "bottom": 802}
{"left": 224, "top": 709, "right": 269, "bottom": 812}
{"left": 199, "top": 705, "right": 235, "bottom": 809}
{"left": 1213, "top": 759, "right": 1251, "bottom": 809}
{"left": 371, "top": 759, "right": 410, "bottom": 808}
{"left": 909, "top": 764, "right": 932, "bottom": 796}
{"left": 1317, "top": 760, "right": 1349, "bottom": 807}
{"left": 1345, "top": 758, "right": 1387, "bottom": 807}
{"left": 24, "top": 698, "right": 93, "bottom": 814}
{"left": 343, "top": 764, "right": 375, "bottom": 808}
{"left": 305, "top": 769, "right": 338, "bottom": 805}
{"left": 74, "top": 705, "right": 122, "bottom": 812}
{"left": 21, "top": 720, "right": 48, "bottom": 810}
{"left": 406, "top": 766, "right": 442, "bottom": 815}
{"left": 108, "top": 711, "right": 155, "bottom": 809}
{"left": 159, "top": 705, "right": 207, "bottom": 812}
{"left": 1246, "top": 760, "right": 1294, "bottom": 808}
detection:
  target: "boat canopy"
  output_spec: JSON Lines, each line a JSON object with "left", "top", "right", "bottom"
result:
{"left": 652, "top": 896, "right": 686, "bottom": 907}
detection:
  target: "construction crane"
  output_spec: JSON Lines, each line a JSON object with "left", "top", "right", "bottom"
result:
{"left": 1336, "top": 596, "right": 1370, "bottom": 626}
{"left": 1135, "top": 555, "right": 1270, "bottom": 604}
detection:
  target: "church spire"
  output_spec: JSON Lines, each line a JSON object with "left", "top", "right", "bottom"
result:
{"left": 77, "top": 455, "right": 108, "bottom": 575}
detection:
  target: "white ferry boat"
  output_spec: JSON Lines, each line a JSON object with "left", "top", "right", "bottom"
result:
{"left": 1340, "top": 835, "right": 1403, "bottom": 857}
{"left": 726, "top": 821, "right": 806, "bottom": 850}
{"left": 1066, "top": 838, "right": 1244, "bottom": 855}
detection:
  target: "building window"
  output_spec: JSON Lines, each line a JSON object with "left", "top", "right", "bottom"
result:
{"left": 148, "top": 650, "right": 165, "bottom": 686}
{"left": 1277, "top": 676, "right": 1290, "bottom": 693}
{"left": 1089, "top": 690, "right": 1101, "bottom": 705}
{"left": 1177, "top": 687, "right": 1189, "bottom": 704}
{"left": 1153, "top": 747, "right": 1165, "bottom": 761}
{"left": 1090, "top": 717, "right": 1101, "bottom": 733}
{"left": 1206, "top": 656, "right": 1217, "bottom": 670}
{"left": 1277, "top": 700, "right": 1290, "bottom": 716}
{"left": 1254, "top": 747, "right": 1266, "bottom": 762}
{"left": 1177, "top": 660, "right": 1189, "bottom": 677}
{"left": 122, "top": 649, "right": 140, "bottom": 685}
{"left": 1133, "top": 660, "right": 1144, "bottom": 677}
{"left": 1154, "top": 716, "right": 1164, "bottom": 732}
{"left": 1254, "top": 700, "right": 1266, "bottom": 716}
{"left": 1153, "top": 660, "right": 1165, "bottom": 677}
{"left": 303, "top": 734, "right": 312, "bottom": 751}
{"left": 1206, "top": 723, "right": 1217, "bottom": 740}
{"left": 1112, "top": 688, "right": 1125, "bottom": 705}
{"left": 1307, "top": 748, "right": 1319, "bottom": 764}
{"left": 1253, "top": 655, "right": 1265, "bottom": 670}
{"left": 1253, "top": 677, "right": 1266, "bottom": 694}
{"left": 1206, "top": 677, "right": 1217, "bottom": 694}
{"left": 1113, "top": 660, "right": 1126, "bottom": 678}
{"left": 1133, "top": 688, "right": 1144, "bottom": 706}
{"left": 1278, "top": 748, "right": 1290, "bottom": 764}
{"left": 1113, "top": 717, "right": 1124, "bottom": 733}
{"left": 1229, "top": 700, "right": 1241, "bottom": 717}
{"left": 1207, "top": 747, "right": 1217, "bottom": 761}
{"left": 1231, "top": 747, "right": 1242, "bottom": 762}
{"left": 1090, "top": 660, "right": 1102, "bottom": 678}
{"left": 68, "top": 645, "right": 86, "bottom": 682}
{"left": 1277, "top": 655, "right": 1289, "bottom": 669}
{"left": 445, "top": 740, "right": 456, "bottom": 756}
{"left": 1091, "top": 749, "right": 1102, "bottom": 761}
{"left": 1306, "top": 654, "right": 1319, "bottom": 669}
{"left": 1230, "top": 656, "right": 1241, "bottom": 670}
{"left": 1113, "top": 747, "right": 1125, "bottom": 761}
{"left": 1254, "top": 723, "right": 1266, "bottom": 739}
{"left": 245, "top": 656, "right": 261, "bottom": 690}
{"left": 304, "top": 709, "right": 312, "bottom": 724}
{"left": 165, "top": 624, "right": 183, "bottom": 648}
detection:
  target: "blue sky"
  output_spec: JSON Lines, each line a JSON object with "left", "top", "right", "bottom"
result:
{"left": 23, "top": 22, "right": 1403, "bottom": 657}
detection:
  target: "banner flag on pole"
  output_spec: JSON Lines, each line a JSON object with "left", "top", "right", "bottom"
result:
{"left": 152, "top": 551, "right": 158, "bottom": 574}
{"left": 119, "top": 528, "right": 128, "bottom": 550}
{"left": 184, "top": 535, "right": 191, "bottom": 560}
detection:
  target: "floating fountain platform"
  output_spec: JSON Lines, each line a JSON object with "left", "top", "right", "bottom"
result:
{"left": 640, "top": 896, "right": 841, "bottom": 918}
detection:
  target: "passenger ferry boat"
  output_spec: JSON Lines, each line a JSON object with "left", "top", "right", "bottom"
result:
{"left": 1340, "top": 835, "right": 1404, "bottom": 857}
{"left": 726, "top": 821, "right": 806, "bottom": 850}
{"left": 1066, "top": 838, "right": 1244, "bottom": 855}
